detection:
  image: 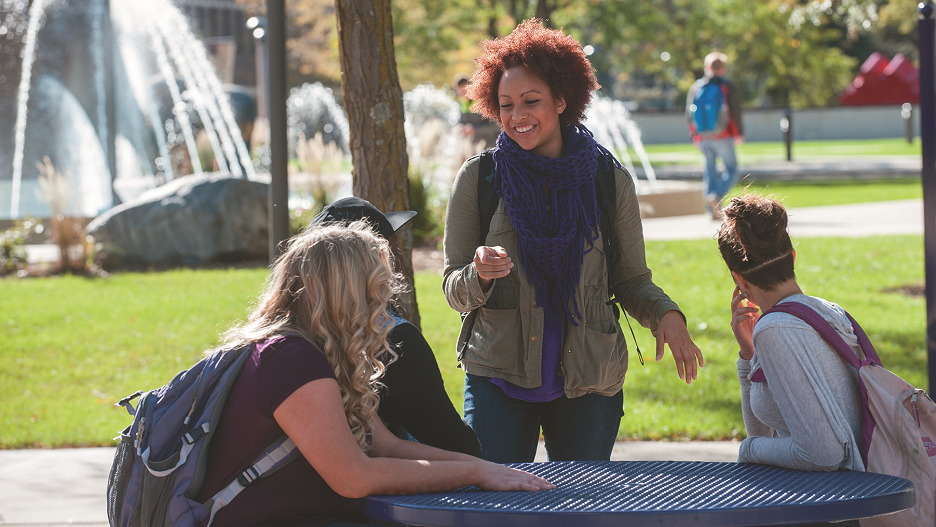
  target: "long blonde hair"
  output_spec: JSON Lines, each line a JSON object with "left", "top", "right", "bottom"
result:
{"left": 219, "top": 221, "right": 401, "bottom": 450}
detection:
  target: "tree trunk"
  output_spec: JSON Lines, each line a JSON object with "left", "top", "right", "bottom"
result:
{"left": 534, "top": 0, "right": 553, "bottom": 25}
{"left": 481, "top": 0, "right": 498, "bottom": 38}
{"left": 335, "top": 0, "right": 420, "bottom": 329}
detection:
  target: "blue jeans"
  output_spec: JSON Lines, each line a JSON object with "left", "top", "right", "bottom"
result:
{"left": 464, "top": 373, "right": 624, "bottom": 463}
{"left": 699, "top": 137, "right": 739, "bottom": 202}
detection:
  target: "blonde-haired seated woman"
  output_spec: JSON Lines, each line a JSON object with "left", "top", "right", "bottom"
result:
{"left": 195, "top": 221, "right": 553, "bottom": 527}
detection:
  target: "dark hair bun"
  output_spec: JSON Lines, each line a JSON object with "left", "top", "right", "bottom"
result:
{"left": 717, "top": 194, "right": 795, "bottom": 289}
{"left": 723, "top": 196, "right": 788, "bottom": 260}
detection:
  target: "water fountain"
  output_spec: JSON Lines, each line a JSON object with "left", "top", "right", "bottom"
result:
{"left": 0, "top": 0, "right": 697, "bottom": 226}
{"left": 585, "top": 95, "right": 704, "bottom": 218}
{"left": 402, "top": 84, "right": 472, "bottom": 192}
{"left": 287, "top": 82, "right": 350, "bottom": 155}
{"left": 0, "top": 0, "right": 257, "bottom": 221}
{"left": 283, "top": 83, "right": 474, "bottom": 207}
{"left": 396, "top": 86, "right": 704, "bottom": 219}
{"left": 282, "top": 82, "right": 353, "bottom": 209}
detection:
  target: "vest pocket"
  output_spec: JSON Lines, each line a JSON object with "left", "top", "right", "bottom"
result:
{"left": 465, "top": 306, "right": 524, "bottom": 373}
{"left": 581, "top": 236, "right": 608, "bottom": 288}
{"left": 485, "top": 211, "right": 515, "bottom": 247}
{"left": 566, "top": 324, "right": 628, "bottom": 394}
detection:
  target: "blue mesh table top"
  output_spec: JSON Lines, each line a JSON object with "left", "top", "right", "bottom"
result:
{"left": 360, "top": 460, "right": 914, "bottom": 527}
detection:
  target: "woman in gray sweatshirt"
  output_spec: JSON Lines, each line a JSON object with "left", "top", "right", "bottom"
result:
{"left": 718, "top": 195, "right": 865, "bottom": 473}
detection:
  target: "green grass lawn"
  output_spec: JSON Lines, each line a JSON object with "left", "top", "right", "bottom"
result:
{"left": 2, "top": 234, "right": 925, "bottom": 447}
{"left": 1, "top": 269, "right": 269, "bottom": 447}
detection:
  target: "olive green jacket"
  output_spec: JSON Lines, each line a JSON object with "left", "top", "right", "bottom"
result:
{"left": 442, "top": 155, "right": 682, "bottom": 398}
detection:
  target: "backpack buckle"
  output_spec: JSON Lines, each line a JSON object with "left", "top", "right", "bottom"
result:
{"left": 184, "top": 422, "right": 210, "bottom": 445}
{"left": 116, "top": 391, "right": 143, "bottom": 416}
{"left": 237, "top": 466, "right": 261, "bottom": 486}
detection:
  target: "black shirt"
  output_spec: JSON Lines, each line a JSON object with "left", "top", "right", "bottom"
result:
{"left": 378, "top": 319, "right": 482, "bottom": 457}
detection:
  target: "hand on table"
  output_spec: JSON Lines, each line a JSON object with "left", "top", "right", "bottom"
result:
{"left": 731, "top": 285, "right": 759, "bottom": 361}
{"left": 655, "top": 310, "right": 704, "bottom": 384}
{"left": 474, "top": 246, "right": 513, "bottom": 292}
{"left": 474, "top": 461, "right": 555, "bottom": 492}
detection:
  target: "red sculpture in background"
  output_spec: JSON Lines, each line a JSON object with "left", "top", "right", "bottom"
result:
{"left": 840, "top": 52, "right": 919, "bottom": 105}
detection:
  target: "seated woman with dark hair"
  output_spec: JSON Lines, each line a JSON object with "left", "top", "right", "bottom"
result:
{"left": 719, "top": 194, "right": 864, "bottom": 475}
{"left": 311, "top": 197, "right": 481, "bottom": 457}
{"left": 196, "top": 221, "right": 552, "bottom": 527}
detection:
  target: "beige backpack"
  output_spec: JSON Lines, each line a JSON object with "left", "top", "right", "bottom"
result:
{"left": 765, "top": 302, "right": 936, "bottom": 526}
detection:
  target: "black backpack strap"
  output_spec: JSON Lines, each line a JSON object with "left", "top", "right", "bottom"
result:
{"left": 460, "top": 151, "right": 497, "bottom": 357}
{"left": 594, "top": 153, "right": 616, "bottom": 294}
{"left": 477, "top": 149, "right": 498, "bottom": 247}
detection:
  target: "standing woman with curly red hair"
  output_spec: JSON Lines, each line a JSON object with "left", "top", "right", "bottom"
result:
{"left": 442, "top": 19, "right": 704, "bottom": 463}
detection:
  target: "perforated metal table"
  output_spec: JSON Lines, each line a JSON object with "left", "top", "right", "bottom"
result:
{"left": 360, "top": 460, "right": 914, "bottom": 527}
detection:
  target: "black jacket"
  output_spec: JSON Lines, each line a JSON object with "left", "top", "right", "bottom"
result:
{"left": 377, "top": 317, "right": 482, "bottom": 457}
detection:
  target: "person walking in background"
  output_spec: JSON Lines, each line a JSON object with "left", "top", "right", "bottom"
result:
{"left": 686, "top": 51, "right": 744, "bottom": 220}
{"left": 453, "top": 73, "right": 501, "bottom": 149}
{"left": 311, "top": 197, "right": 482, "bottom": 457}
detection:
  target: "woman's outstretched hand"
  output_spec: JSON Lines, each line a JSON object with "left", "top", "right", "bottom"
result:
{"left": 655, "top": 310, "right": 705, "bottom": 384}
{"left": 474, "top": 461, "right": 555, "bottom": 492}
{"left": 731, "top": 285, "right": 759, "bottom": 360}
{"left": 474, "top": 245, "right": 513, "bottom": 291}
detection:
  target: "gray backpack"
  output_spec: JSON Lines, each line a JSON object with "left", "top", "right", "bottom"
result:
{"left": 106, "top": 345, "right": 300, "bottom": 527}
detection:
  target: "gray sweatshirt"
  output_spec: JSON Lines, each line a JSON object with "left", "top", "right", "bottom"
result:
{"left": 737, "top": 294, "right": 865, "bottom": 472}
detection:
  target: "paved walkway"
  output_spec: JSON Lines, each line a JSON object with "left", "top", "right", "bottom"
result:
{"left": 0, "top": 441, "right": 742, "bottom": 527}
{"left": 1, "top": 155, "right": 926, "bottom": 526}
{"left": 642, "top": 198, "right": 923, "bottom": 241}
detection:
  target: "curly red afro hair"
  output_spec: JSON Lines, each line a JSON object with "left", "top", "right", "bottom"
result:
{"left": 466, "top": 18, "right": 598, "bottom": 127}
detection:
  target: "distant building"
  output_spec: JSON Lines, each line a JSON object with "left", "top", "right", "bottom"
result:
{"left": 176, "top": 0, "right": 257, "bottom": 87}
{"left": 840, "top": 53, "right": 919, "bottom": 106}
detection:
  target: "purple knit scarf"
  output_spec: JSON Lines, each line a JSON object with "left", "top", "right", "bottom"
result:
{"left": 493, "top": 124, "right": 619, "bottom": 325}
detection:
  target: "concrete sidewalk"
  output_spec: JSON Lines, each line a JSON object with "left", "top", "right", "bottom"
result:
{"left": 0, "top": 197, "right": 924, "bottom": 527}
{"left": 642, "top": 198, "right": 923, "bottom": 241}
{"left": 0, "top": 441, "right": 742, "bottom": 527}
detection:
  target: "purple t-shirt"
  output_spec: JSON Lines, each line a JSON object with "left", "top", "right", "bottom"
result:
{"left": 196, "top": 336, "right": 365, "bottom": 527}
{"left": 491, "top": 306, "right": 564, "bottom": 402}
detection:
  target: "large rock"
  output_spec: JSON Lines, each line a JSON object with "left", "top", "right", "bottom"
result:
{"left": 86, "top": 173, "right": 268, "bottom": 267}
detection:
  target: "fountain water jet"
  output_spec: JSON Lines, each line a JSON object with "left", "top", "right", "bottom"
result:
{"left": 585, "top": 94, "right": 704, "bottom": 218}
{"left": 1, "top": 0, "right": 257, "bottom": 220}
{"left": 8, "top": 0, "right": 49, "bottom": 219}
{"left": 403, "top": 84, "right": 467, "bottom": 192}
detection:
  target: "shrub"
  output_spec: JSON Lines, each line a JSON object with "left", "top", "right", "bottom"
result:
{"left": 0, "top": 218, "right": 41, "bottom": 275}
{"left": 35, "top": 156, "right": 101, "bottom": 276}
{"left": 408, "top": 172, "right": 445, "bottom": 247}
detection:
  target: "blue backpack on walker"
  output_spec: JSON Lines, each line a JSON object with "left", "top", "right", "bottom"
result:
{"left": 690, "top": 78, "right": 728, "bottom": 136}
